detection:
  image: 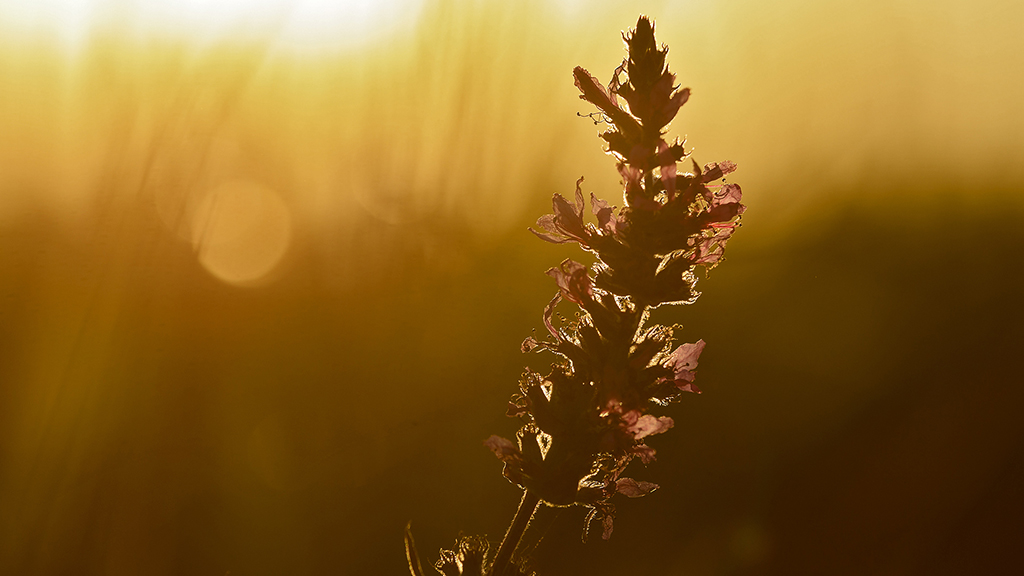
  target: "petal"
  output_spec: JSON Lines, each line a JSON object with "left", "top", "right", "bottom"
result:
{"left": 676, "top": 381, "right": 702, "bottom": 394}
{"left": 547, "top": 259, "right": 594, "bottom": 305}
{"left": 601, "top": 514, "right": 615, "bottom": 540}
{"left": 572, "top": 177, "right": 585, "bottom": 220}
{"left": 529, "top": 227, "right": 572, "bottom": 244}
{"left": 573, "top": 66, "right": 616, "bottom": 112}
{"left": 706, "top": 201, "right": 745, "bottom": 223}
{"left": 693, "top": 238, "right": 725, "bottom": 266}
{"left": 551, "top": 193, "right": 579, "bottom": 222}
{"left": 542, "top": 292, "right": 562, "bottom": 340}
{"left": 702, "top": 161, "right": 738, "bottom": 183}
{"left": 631, "top": 444, "right": 657, "bottom": 464}
{"left": 573, "top": 66, "right": 642, "bottom": 138}
{"left": 716, "top": 183, "right": 743, "bottom": 206}
{"left": 629, "top": 414, "right": 675, "bottom": 439}
{"left": 667, "top": 340, "right": 705, "bottom": 379}
{"left": 551, "top": 193, "right": 588, "bottom": 242}
{"left": 615, "top": 478, "right": 660, "bottom": 498}
{"left": 483, "top": 435, "right": 521, "bottom": 462}
{"left": 590, "top": 193, "right": 618, "bottom": 235}
{"left": 529, "top": 214, "right": 573, "bottom": 244}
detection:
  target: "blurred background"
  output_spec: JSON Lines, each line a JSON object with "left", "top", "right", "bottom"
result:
{"left": 1, "top": 0, "right": 1023, "bottom": 574}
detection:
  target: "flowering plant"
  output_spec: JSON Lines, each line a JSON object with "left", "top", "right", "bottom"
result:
{"left": 406, "top": 16, "right": 745, "bottom": 576}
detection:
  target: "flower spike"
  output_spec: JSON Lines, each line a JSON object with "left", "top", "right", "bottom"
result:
{"left": 503, "top": 15, "right": 745, "bottom": 539}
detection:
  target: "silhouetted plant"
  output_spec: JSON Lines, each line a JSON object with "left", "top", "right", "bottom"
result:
{"left": 406, "top": 15, "right": 745, "bottom": 576}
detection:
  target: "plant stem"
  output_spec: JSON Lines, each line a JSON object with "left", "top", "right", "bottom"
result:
{"left": 404, "top": 522, "right": 426, "bottom": 576}
{"left": 489, "top": 490, "right": 542, "bottom": 576}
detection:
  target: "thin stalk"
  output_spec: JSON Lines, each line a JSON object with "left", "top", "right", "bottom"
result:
{"left": 488, "top": 490, "right": 542, "bottom": 576}
{"left": 404, "top": 522, "right": 426, "bottom": 576}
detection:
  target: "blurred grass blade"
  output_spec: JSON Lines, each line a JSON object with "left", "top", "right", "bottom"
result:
{"left": 405, "top": 522, "right": 426, "bottom": 576}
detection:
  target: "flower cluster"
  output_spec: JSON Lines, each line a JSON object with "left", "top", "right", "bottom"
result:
{"left": 406, "top": 16, "right": 745, "bottom": 576}
{"left": 485, "top": 15, "right": 745, "bottom": 540}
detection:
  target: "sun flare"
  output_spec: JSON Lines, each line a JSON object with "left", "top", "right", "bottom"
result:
{"left": 0, "top": 0, "right": 426, "bottom": 54}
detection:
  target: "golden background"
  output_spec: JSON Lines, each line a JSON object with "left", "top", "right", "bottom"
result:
{"left": 1, "top": 0, "right": 1022, "bottom": 574}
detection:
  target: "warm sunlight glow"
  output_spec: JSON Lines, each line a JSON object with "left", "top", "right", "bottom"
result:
{"left": 0, "top": 0, "right": 426, "bottom": 54}
{"left": 191, "top": 179, "right": 292, "bottom": 285}
{"left": 3, "top": 2, "right": 1024, "bottom": 574}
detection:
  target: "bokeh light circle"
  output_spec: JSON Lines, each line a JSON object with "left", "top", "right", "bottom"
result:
{"left": 191, "top": 179, "right": 292, "bottom": 285}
